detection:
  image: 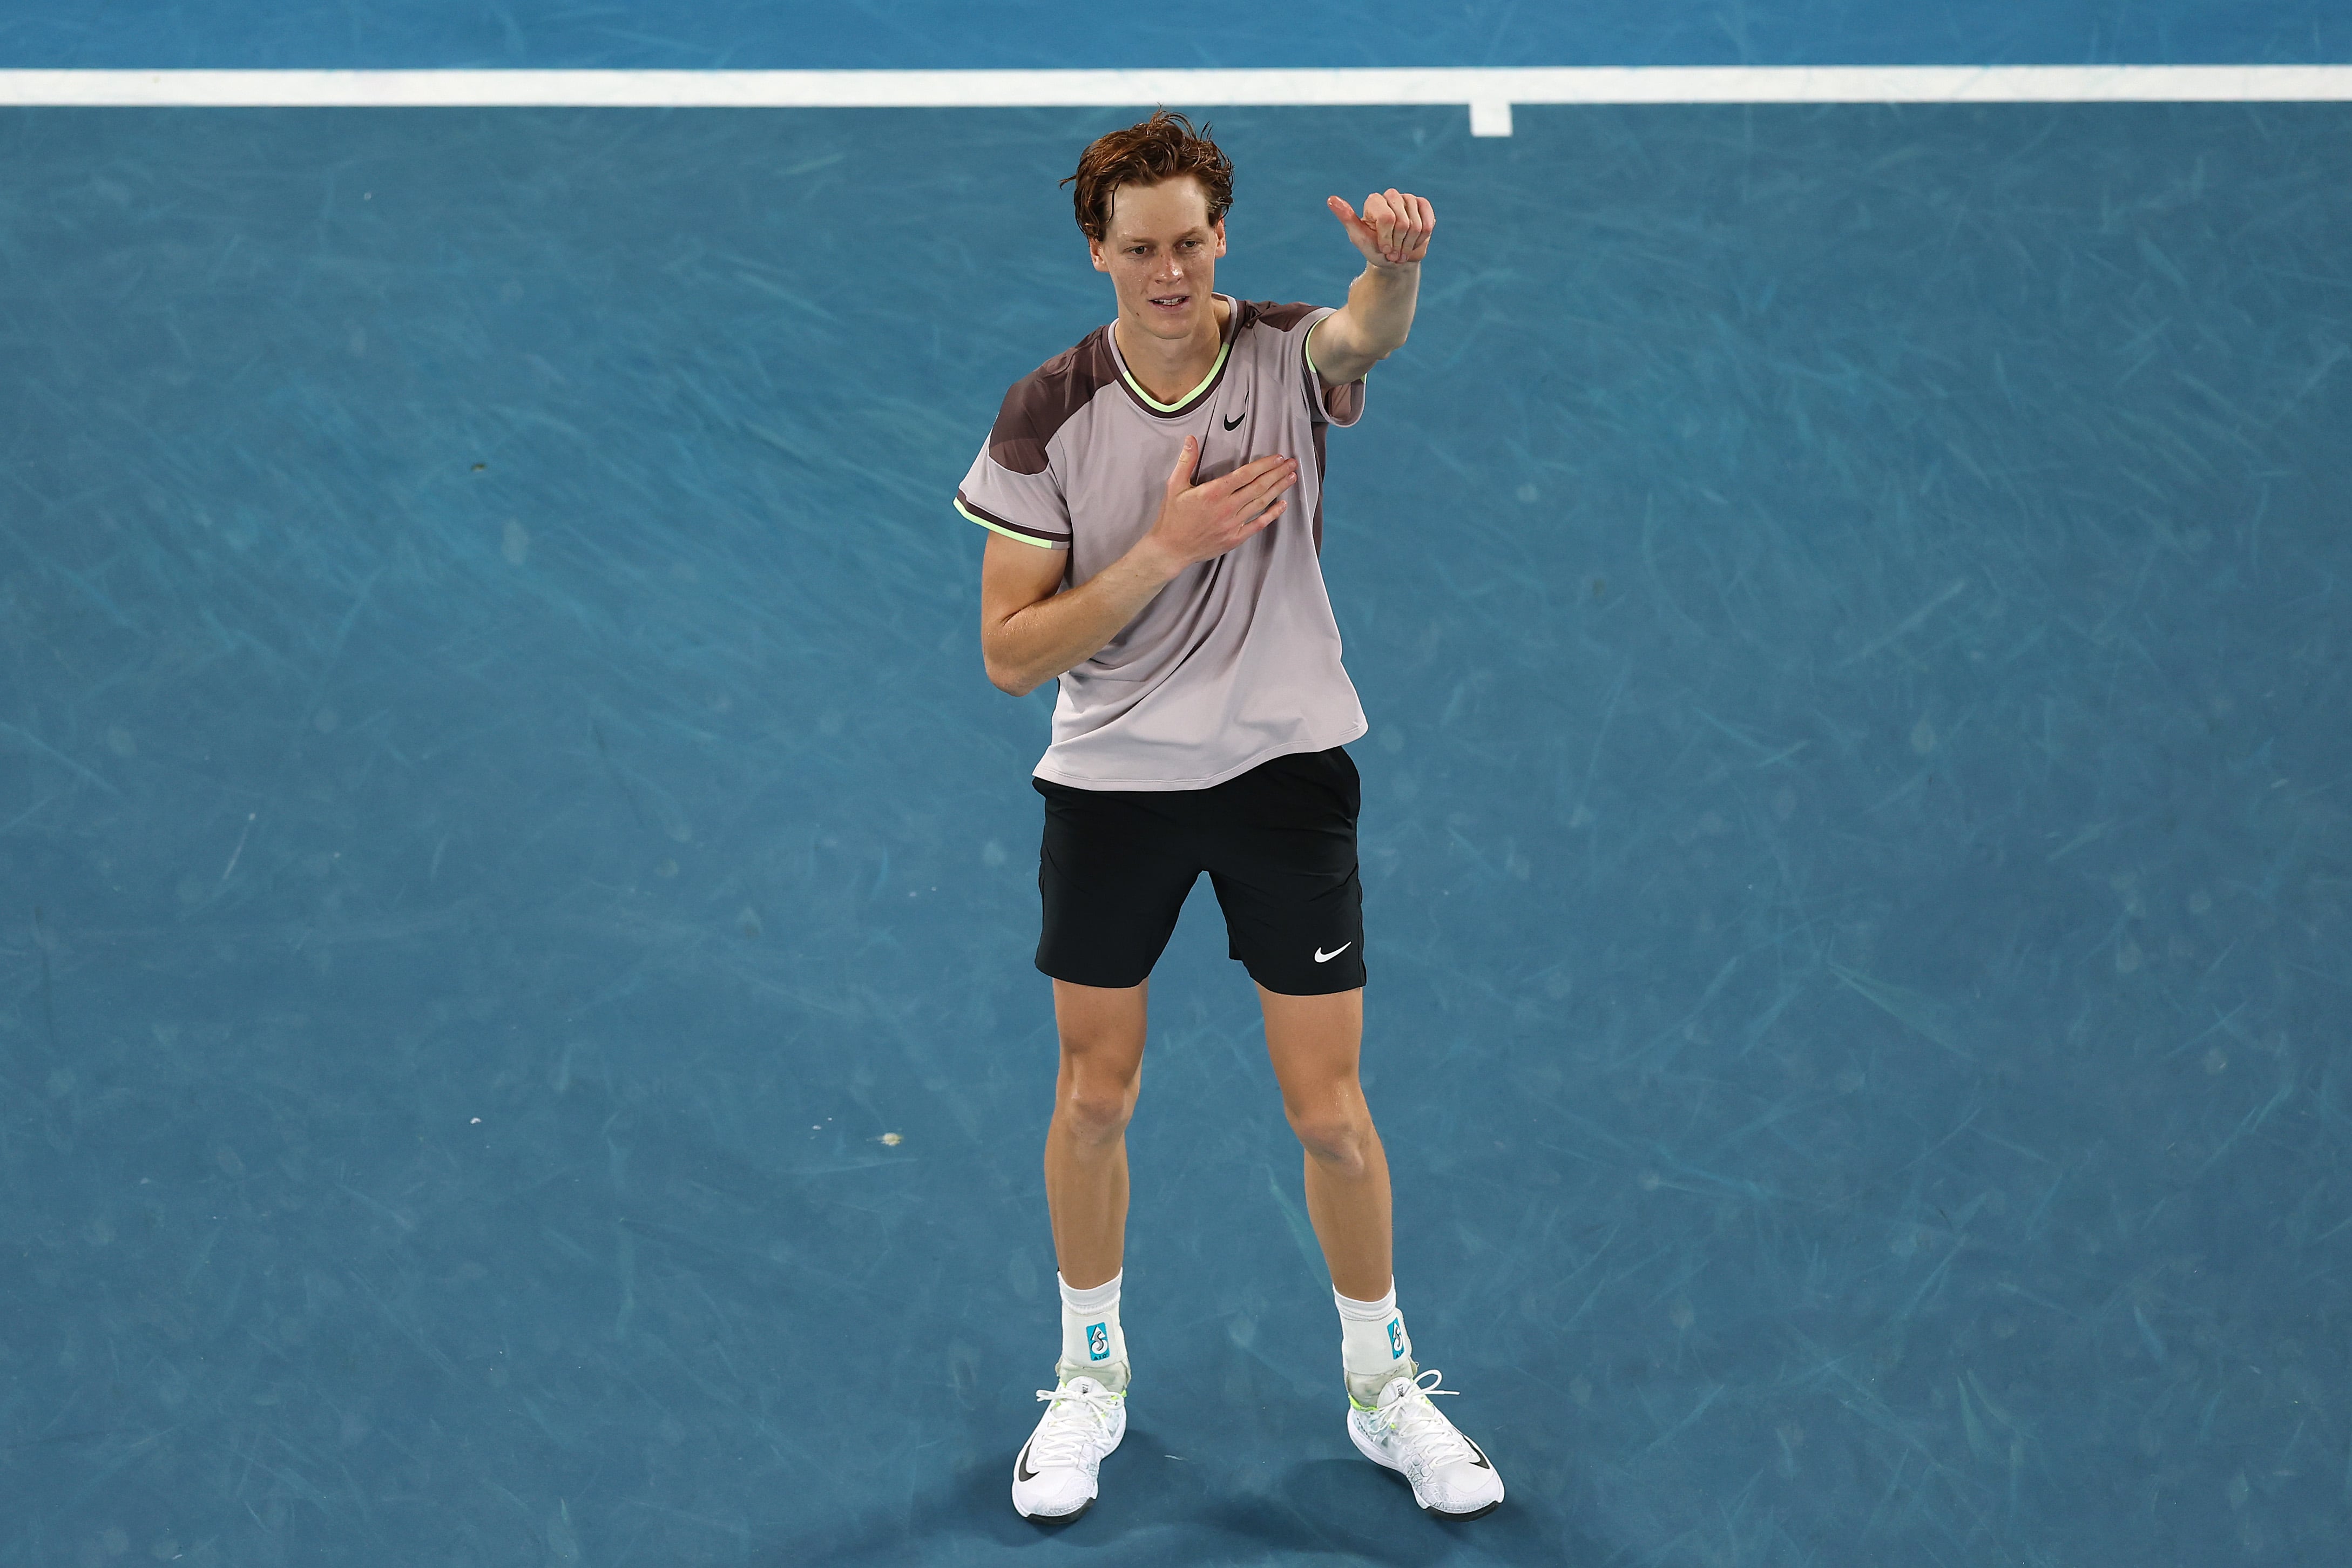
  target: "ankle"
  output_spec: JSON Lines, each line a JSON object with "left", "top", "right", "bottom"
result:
{"left": 1346, "top": 1360, "right": 1414, "bottom": 1408}
{"left": 1056, "top": 1358, "right": 1131, "bottom": 1394}
{"left": 1335, "top": 1279, "right": 1414, "bottom": 1398}
{"left": 1058, "top": 1270, "right": 1129, "bottom": 1381}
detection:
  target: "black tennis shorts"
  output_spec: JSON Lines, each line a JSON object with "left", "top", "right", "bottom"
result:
{"left": 1033, "top": 746, "right": 1367, "bottom": 996}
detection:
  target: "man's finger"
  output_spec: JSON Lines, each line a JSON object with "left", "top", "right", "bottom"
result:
{"left": 1242, "top": 464, "right": 1295, "bottom": 508}
{"left": 1328, "top": 193, "right": 1380, "bottom": 256}
{"left": 1219, "top": 454, "right": 1294, "bottom": 495}
{"left": 1165, "top": 434, "right": 1200, "bottom": 494}
{"left": 1221, "top": 470, "right": 1289, "bottom": 517}
{"left": 1241, "top": 497, "right": 1287, "bottom": 537}
{"left": 1390, "top": 189, "right": 1418, "bottom": 257}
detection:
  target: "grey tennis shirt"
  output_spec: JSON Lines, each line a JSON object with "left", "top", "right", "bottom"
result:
{"left": 956, "top": 296, "right": 1369, "bottom": 791}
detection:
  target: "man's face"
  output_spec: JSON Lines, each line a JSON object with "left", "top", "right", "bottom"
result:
{"left": 1089, "top": 176, "right": 1227, "bottom": 343}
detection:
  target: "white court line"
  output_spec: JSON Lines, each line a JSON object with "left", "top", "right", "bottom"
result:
{"left": 3, "top": 67, "right": 2349, "bottom": 135}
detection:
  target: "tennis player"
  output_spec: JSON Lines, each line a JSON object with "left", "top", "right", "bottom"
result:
{"left": 955, "top": 111, "right": 1504, "bottom": 1524}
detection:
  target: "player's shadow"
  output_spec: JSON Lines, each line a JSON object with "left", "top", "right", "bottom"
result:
{"left": 775, "top": 1427, "right": 1581, "bottom": 1565}
{"left": 1199, "top": 1457, "right": 1583, "bottom": 1564}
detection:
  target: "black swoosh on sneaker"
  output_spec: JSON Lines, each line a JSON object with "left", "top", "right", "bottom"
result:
{"left": 1463, "top": 1435, "right": 1493, "bottom": 1470}
{"left": 1015, "top": 1436, "right": 1038, "bottom": 1482}
{"left": 1222, "top": 411, "right": 1245, "bottom": 430}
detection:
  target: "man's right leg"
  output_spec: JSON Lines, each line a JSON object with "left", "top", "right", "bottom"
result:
{"left": 1044, "top": 978, "right": 1150, "bottom": 1294}
{"left": 1019, "top": 778, "right": 1198, "bottom": 1522}
{"left": 1012, "top": 978, "right": 1149, "bottom": 1523}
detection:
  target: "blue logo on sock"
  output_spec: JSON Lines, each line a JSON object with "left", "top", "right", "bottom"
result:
{"left": 1087, "top": 1323, "right": 1109, "bottom": 1361}
{"left": 1387, "top": 1319, "right": 1404, "bottom": 1359}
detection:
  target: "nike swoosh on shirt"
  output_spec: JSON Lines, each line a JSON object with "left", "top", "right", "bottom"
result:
{"left": 1314, "top": 943, "right": 1352, "bottom": 963}
{"left": 1222, "top": 411, "right": 1245, "bottom": 430}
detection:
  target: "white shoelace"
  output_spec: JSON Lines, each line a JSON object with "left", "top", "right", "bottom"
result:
{"left": 1375, "top": 1369, "right": 1476, "bottom": 1469}
{"left": 1028, "top": 1381, "right": 1123, "bottom": 1469}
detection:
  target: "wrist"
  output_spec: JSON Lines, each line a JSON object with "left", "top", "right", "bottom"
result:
{"left": 1128, "top": 531, "right": 1188, "bottom": 584}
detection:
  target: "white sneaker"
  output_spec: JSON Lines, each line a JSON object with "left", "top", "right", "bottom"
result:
{"left": 1347, "top": 1368, "right": 1505, "bottom": 1519}
{"left": 1011, "top": 1374, "right": 1127, "bottom": 1521}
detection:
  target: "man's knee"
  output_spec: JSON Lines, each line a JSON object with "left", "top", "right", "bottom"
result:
{"left": 1051, "top": 981, "right": 1146, "bottom": 1147}
{"left": 1057, "top": 1073, "right": 1138, "bottom": 1144}
{"left": 1286, "top": 1096, "right": 1373, "bottom": 1172}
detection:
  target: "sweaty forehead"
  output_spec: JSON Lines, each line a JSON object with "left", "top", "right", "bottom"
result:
{"left": 1104, "top": 177, "right": 1214, "bottom": 243}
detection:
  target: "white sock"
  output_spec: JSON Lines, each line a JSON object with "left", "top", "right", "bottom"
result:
{"left": 1057, "top": 1272, "right": 1127, "bottom": 1387}
{"left": 1335, "top": 1280, "right": 1413, "bottom": 1401}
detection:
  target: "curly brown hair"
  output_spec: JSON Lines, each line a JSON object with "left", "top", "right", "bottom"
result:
{"left": 1062, "top": 110, "right": 1235, "bottom": 242}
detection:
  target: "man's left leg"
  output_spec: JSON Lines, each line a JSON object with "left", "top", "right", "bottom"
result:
{"left": 1260, "top": 984, "right": 1505, "bottom": 1520}
{"left": 1259, "top": 985, "right": 1391, "bottom": 1301}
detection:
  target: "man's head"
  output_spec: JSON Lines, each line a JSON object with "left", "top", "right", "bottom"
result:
{"left": 1063, "top": 111, "right": 1234, "bottom": 344}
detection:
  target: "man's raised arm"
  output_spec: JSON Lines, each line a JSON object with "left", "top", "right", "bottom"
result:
{"left": 1304, "top": 188, "right": 1437, "bottom": 386}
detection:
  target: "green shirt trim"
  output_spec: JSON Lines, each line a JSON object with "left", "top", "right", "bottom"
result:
{"left": 1117, "top": 336, "right": 1232, "bottom": 414}
{"left": 955, "top": 497, "right": 1064, "bottom": 550}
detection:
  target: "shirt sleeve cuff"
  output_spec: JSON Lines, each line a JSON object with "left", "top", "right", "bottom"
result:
{"left": 1302, "top": 316, "right": 1368, "bottom": 428}
{"left": 955, "top": 493, "right": 1070, "bottom": 549}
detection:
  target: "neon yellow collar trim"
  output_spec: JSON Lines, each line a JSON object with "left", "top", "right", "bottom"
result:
{"left": 1113, "top": 321, "right": 1232, "bottom": 413}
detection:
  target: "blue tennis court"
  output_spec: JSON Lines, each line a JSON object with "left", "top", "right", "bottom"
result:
{"left": 4, "top": 7, "right": 2350, "bottom": 1566}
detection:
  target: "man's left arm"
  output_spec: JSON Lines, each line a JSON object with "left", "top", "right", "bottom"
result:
{"left": 1305, "top": 188, "right": 1437, "bottom": 386}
